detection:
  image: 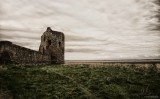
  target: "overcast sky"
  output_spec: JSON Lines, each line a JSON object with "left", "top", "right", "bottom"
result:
{"left": 0, "top": 0, "right": 160, "bottom": 60}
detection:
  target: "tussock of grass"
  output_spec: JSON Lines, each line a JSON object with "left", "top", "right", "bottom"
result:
{"left": 0, "top": 64, "right": 160, "bottom": 99}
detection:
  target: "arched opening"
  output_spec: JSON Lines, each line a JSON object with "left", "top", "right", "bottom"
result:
{"left": 0, "top": 51, "right": 12, "bottom": 64}
{"left": 48, "top": 40, "right": 51, "bottom": 45}
{"left": 43, "top": 48, "right": 45, "bottom": 54}
{"left": 46, "top": 40, "right": 51, "bottom": 48}
{"left": 59, "top": 42, "right": 61, "bottom": 47}
{"left": 51, "top": 55, "right": 57, "bottom": 64}
{"left": 44, "top": 36, "right": 46, "bottom": 41}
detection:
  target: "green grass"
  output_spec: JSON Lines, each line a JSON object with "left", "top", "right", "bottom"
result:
{"left": 0, "top": 64, "right": 160, "bottom": 99}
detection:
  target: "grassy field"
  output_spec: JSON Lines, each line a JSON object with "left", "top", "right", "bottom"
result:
{"left": 0, "top": 64, "right": 160, "bottom": 99}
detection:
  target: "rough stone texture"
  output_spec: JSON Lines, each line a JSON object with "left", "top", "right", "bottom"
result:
{"left": 39, "top": 27, "right": 65, "bottom": 64}
{"left": 0, "top": 27, "right": 65, "bottom": 64}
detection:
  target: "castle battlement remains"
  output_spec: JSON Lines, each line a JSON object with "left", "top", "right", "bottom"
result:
{"left": 0, "top": 27, "right": 65, "bottom": 64}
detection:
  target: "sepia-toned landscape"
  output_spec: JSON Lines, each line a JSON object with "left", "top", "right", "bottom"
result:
{"left": 1, "top": 0, "right": 160, "bottom": 99}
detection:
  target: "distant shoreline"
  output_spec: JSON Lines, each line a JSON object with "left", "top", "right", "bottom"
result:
{"left": 65, "top": 59, "right": 160, "bottom": 64}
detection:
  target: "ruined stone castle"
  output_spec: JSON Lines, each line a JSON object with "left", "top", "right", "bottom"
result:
{"left": 0, "top": 27, "right": 65, "bottom": 64}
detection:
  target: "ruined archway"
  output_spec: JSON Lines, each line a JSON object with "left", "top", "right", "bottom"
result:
{"left": 0, "top": 51, "right": 12, "bottom": 64}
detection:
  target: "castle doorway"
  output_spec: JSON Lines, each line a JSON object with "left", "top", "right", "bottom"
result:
{"left": 0, "top": 51, "right": 12, "bottom": 64}
{"left": 51, "top": 55, "right": 58, "bottom": 64}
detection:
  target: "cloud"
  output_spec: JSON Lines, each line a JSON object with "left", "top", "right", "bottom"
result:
{"left": 66, "top": 48, "right": 101, "bottom": 53}
{"left": 0, "top": 33, "right": 12, "bottom": 40}
{"left": 0, "top": 0, "right": 160, "bottom": 60}
{"left": 65, "top": 34, "right": 96, "bottom": 42}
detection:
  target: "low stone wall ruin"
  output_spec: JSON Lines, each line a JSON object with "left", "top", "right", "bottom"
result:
{"left": 0, "top": 41, "right": 51, "bottom": 64}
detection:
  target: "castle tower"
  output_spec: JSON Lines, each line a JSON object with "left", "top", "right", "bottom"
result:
{"left": 39, "top": 27, "right": 65, "bottom": 64}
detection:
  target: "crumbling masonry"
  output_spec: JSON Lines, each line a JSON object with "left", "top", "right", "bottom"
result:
{"left": 0, "top": 27, "right": 65, "bottom": 64}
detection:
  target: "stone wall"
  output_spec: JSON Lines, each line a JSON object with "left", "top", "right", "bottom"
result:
{"left": 0, "top": 41, "right": 51, "bottom": 64}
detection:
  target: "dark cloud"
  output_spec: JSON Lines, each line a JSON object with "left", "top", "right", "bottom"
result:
{"left": 65, "top": 34, "right": 96, "bottom": 41}
{"left": 0, "top": 27, "right": 39, "bottom": 33}
{"left": 0, "top": 27, "right": 41, "bottom": 40}
{"left": 66, "top": 48, "right": 101, "bottom": 53}
{"left": 12, "top": 41, "right": 32, "bottom": 47}
{"left": 152, "top": 0, "right": 160, "bottom": 31}
{"left": 0, "top": 33, "right": 13, "bottom": 40}
{"left": 0, "top": 32, "right": 39, "bottom": 40}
